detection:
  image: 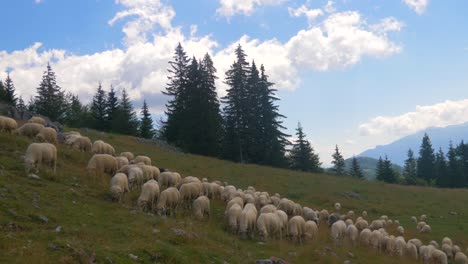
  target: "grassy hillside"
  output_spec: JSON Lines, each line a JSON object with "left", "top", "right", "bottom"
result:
{"left": 1, "top": 128, "right": 468, "bottom": 264}
{"left": 344, "top": 157, "right": 403, "bottom": 180}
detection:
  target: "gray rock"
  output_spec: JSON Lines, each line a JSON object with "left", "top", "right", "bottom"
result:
{"left": 39, "top": 215, "right": 48, "bottom": 223}
{"left": 129, "top": 254, "right": 138, "bottom": 261}
{"left": 28, "top": 174, "right": 41, "bottom": 180}
{"left": 55, "top": 225, "right": 62, "bottom": 232}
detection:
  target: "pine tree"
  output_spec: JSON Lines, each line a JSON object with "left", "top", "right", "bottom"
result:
{"left": 455, "top": 141, "right": 468, "bottom": 188}
{"left": 417, "top": 133, "right": 435, "bottom": 183}
{"left": 0, "top": 80, "right": 5, "bottom": 102}
{"left": 288, "top": 123, "right": 321, "bottom": 172}
{"left": 3, "top": 73, "right": 17, "bottom": 106}
{"left": 17, "top": 96, "right": 27, "bottom": 118}
{"left": 446, "top": 142, "right": 459, "bottom": 188}
{"left": 376, "top": 156, "right": 397, "bottom": 183}
{"left": 64, "top": 94, "right": 89, "bottom": 128}
{"left": 244, "top": 61, "right": 262, "bottom": 163}
{"left": 34, "top": 63, "right": 67, "bottom": 121}
{"left": 27, "top": 96, "right": 36, "bottom": 113}
{"left": 434, "top": 148, "right": 448, "bottom": 187}
{"left": 90, "top": 83, "right": 107, "bottom": 131}
{"left": 376, "top": 156, "right": 385, "bottom": 181}
{"left": 403, "top": 149, "right": 417, "bottom": 185}
{"left": 106, "top": 85, "right": 119, "bottom": 131}
{"left": 222, "top": 44, "right": 251, "bottom": 162}
{"left": 331, "top": 145, "right": 346, "bottom": 176}
{"left": 139, "top": 100, "right": 155, "bottom": 139}
{"left": 349, "top": 156, "right": 364, "bottom": 178}
{"left": 113, "top": 88, "right": 138, "bottom": 136}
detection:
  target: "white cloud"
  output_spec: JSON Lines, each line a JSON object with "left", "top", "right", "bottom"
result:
{"left": 288, "top": 5, "right": 324, "bottom": 25}
{"left": 216, "top": 0, "right": 285, "bottom": 18}
{"left": 324, "top": 1, "right": 336, "bottom": 13}
{"left": 359, "top": 99, "right": 468, "bottom": 139}
{"left": 402, "top": 0, "right": 428, "bottom": 15}
{"left": 35, "top": 0, "right": 43, "bottom": 4}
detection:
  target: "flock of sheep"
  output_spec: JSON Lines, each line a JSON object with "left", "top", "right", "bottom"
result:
{"left": 2, "top": 115, "right": 468, "bottom": 264}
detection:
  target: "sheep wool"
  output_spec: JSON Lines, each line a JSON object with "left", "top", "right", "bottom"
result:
{"left": 36, "top": 127, "right": 58, "bottom": 145}
{"left": 120, "top": 152, "right": 134, "bottom": 161}
{"left": 257, "top": 213, "right": 282, "bottom": 241}
{"left": 110, "top": 173, "right": 129, "bottom": 202}
{"left": 87, "top": 154, "right": 117, "bottom": 175}
{"left": 15, "top": 123, "right": 44, "bottom": 138}
{"left": 132, "top": 155, "right": 151, "bottom": 165}
{"left": 226, "top": 203, "right": 242, "bottom": 234}
{"left": 24, "top": 143, "right": 57, "bottom": 174}
{"left": 193, "top": 196, "right": 210, "bottom": 220}
{"left": 0, "top": 116, "right": 17, "bottom": 133}
{"left": 288, "top": 216, "right": 306, "bottom": 243}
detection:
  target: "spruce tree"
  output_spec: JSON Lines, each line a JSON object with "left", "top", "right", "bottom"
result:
{"left": 376, "top": 156, "right": 397, "bottom": 183}
{"left": 139, "top": 100, "right": 155, "bottom": 139}
{"left": 244, "top": 61, "right": 262, "bottom": 163}
{"left": 288, "top": 123, "right": 321, "bottom": 172}
{"left": 3, "top": 73, "right": 17, "bottom": 106}
{"left": 434, "top": 148, "right": 448, "bottom": 187}
{"left": 17, "top": 96, "right": 27, "bottom": 118}
{"left": 331, "top": 145, "right": 346, "bottom": 176}
{"left": 403, "top": 149, "right": 417, "bottom": 185}
{"left": 34, "top": 63, "right": 67, "bottom": 121}
{"left": 106, "top": 85, "right": 119, "bottom": 131}
{"left": 455, "top": 141, "right": 468, "bottom": 188}
{"left": 90, "top": 83, "right": 107, "bottom": 131}
{"left": 113, "top": 89, "right": 138, "bottom": 136}
{"left": 376, "top": 156, "right": 385, "bottom": 181}
{"left": 417, "top": 133, "right": 435, "bottom": 182}
{"left": 349, "top": 156, "right": 364, "bottom": 178}
{"left": 0, "top": 80, "right": 5, "bottom": 102}
{"left": 64, "top": 94, "right": 88, "bottom": 128}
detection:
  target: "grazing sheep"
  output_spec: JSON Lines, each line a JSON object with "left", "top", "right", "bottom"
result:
{"left": 239, "top": 203, "right": 258, "bottom": 239}
{"left": 430, "top": 249, "right": 448, "bottom": 264}
{"left": 406, "top": 242, "right": 419, "bottom": 260}
{"left": 442, "top": 237, "right": 453, "bottom": 246}
{"left": 226, "top": 197, "right": 244, "bottom": 212}
{"left": 257, "top": 213, "right": 282, "bottom": 241}
{"left": 394, "top": 236, "right": 406, "bottom": 256}
{"left": 36, "top": 127, "right": 58, "bottom": 145}
{"left": 408, "top": 238, "right": 423, "bottom": 249}
{"left": 302, "top": 220, "right": 318, "bottom": 242}
{"left": 331, "top": 220, "right": 347, "bottom": 245}
{"left": 0, "top": 116, "right": 17, "bottom": 133}
{"left": 319, "top": 209, "right": 330, "bottom": 223}
{"left": 156, "top": 187, "right": 180, "bottom": 216}
{"left": 303, "top": 207, "right": 319, "bottom": 224}
{"left": 64, "top": 132, "right": 82, "bottom": 146}
{"left": 455, "top": 252, "right": 468, "bottom": 264}
{"left": 441, "top": 244, "right": 453, "bottom": 259}
{"left": 420, "top": 224, "right": 432, "bottom": 234}
{"left": 110, "top": 173, "right": 129, "bottom": 202}
{"left": 288, "top": 216, "right": 306, "bottom": 243}
{"left": 347, "top": 210, "right": 355, "bottom": 219}
{"left": 345, "top": 219, "right": 354, "bottom": 226}
{"left": 278, "top": 198, "right": 295, "bottom": 217}
{"left": 420, "top": 245, "right": 435, "bottom": 263}
{"left": 394, "top": 220, "right": 400, "bottom": 226}
{"left": 362, "top": 211, "right": 368, "bottom": 218}
{"left": 345, "top": 224, "right": 359, "bottom": 246}
{"left": 417, "top": 221, "right": 426, "bottom": 231}
{"left": 369, "top": 219, "right": 384, "bottom": 231}
{"left": 92, "top": 140, "right": 115, "bottom": 155}
{"left": 430, "top": 240, "right": 440, "bottom": 249}
{"left": 193, "top": 196, "right": 210, "bottom": 220}
{"left": 355, "top": 219, "right": 369, "bottom": 231}
{"left": 270, "top": 195, "right": 281, "bottom": 207}
{"left": 159, "top": 172, "right": 181, "bottom": 189}
{"left": 128, "top": 166, "right": 144, "bottom": 190}
{"left": 132, "top": 155, "right": 151, "bottom": 165}
{"left": 87, "top": 154, "right": 117, "bottom": 175}
{"left": 28, "top": 116, "right": 46, "bottom": 125}
{"left": 334, "top": 202, "right": 341, "bottom": 211}
{"left": 116, "top": 156, "right": 129, "bottom": 170}
{"left": 24, "top": 143, "right": 57, "bottom": 174}
{"left": 359, "top": 228, "right": 372, "bottom": 246}
{"left": 386, "top": 236, "right": 396, "bottom": 254}
{"left": 260, "top": 204, "right": 277, "bottom": 214}
{"left": 14, "top": 123, "right": 44, "bottom": 138}
{"left": 138, "top": 165, "right": 160, "bottom": 181}
{"left": 202, "top": 182, "right": 213, "bottom": 198}
{"left": 120, "top": 152, "right": 134, "bottom": 161}
{"left": 138, "top": 180, "right": 160, "bottom": 212}
{"left": 420, "top": 214, "right": 427, "bottom": 222}
{"left": 369, "top": 230, "right": 383, "bottom": 250}
{"left": 221, "top": 185, "right": 237, "bottom": 202}
{"left": 411, "top": 216, "right": 417, "bottom": 223}
{"left": 226, "top": 203, "right": 242, "bottom": 233}
{"left": 179, "top": 182, "right": 202, "bottom": 208}
{"left": 275, "top": 210, "right": 288, "bottom": 234}
{"left": 396, "top": 226, "right": 405, "bottom": 236}
{"left": 210, "top": 182, "right": 221, "bottom": 199}
{"left": 453, "top": 245, "right": 462, "bottom": 254}
{"left": 328, "top": 213, "right": 341, "bottom": 227}
{"left": 71, "top": 136, "right": 92, "bottom": 152}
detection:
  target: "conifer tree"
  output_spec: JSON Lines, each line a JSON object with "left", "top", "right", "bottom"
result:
{"left": 455, "top": 141, "right": 468, "bottom": 188}
{"left": 106, "top": 85, "right": 119, "bottom": 130}
{"left": 113, "top": 88, "right": 138, "bottom": 136}
{"left": 349, "top": 156, "right": 364, "bottom": 178}
{"left": 288, "top": 123, "right": 321, "bottom": 172}
{"left": 376, "top": 156, "right": 385, "bottom": 181}
{"left": 3, "top": 73, "right": 17, "bottom": 106}
{"left": 434, "top": 147, "right": 448, "bottom": 187}
{"left": 331, "top": 145, "right": 346, "bottom": 176}
{"left": 17, "top": 96, "right": 27, "bottom": 118}
{"left": 34, "top": 63, "right": 67, "bottom": 121}
{"left": 0, "top": 80, "right": 5, "bottom": 102}
{"left": 27, "top": 96, "right": 36, "bottom": 113}
{"left": 139, "top": 100, "right": 155, "bottom": 139}
{"left": 376, "top": 156, "right": 397, "bottom": 183}
{"left": 417, "top": 133, "right": 435, "bottom": 182}
{"left": 64, "top": 94, "right": 88, "bottom": 128}
{"left": 403, "top": 149, "right": 417, "bottom": 185}
{"left": 446, "top": 142, "right": 459, "bottom": 188}
{"left": 90, "top": 83, "right": 107, "bottom": 131}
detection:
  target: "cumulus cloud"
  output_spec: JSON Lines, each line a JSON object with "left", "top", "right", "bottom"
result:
{"left": 402, "top": 0, "right": 428, "bottom": 15}
{"left": 324, "top": 1, "right": 336, "bottom": 13}
{"left": 288, "top": 5, "right": 324, "bottom": 25}
{"left": 359, "top": 99, "right": 468, "bottom": 139}
{"left": 216, "top": 0, "right": 285, "bottom": 18}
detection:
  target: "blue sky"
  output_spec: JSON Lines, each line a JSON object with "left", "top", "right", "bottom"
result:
{"left": 1, "top": 0, "right": 468, "bottom": 165}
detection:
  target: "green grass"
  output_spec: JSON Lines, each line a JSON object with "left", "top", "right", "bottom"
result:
{"left": 1, "top": 129, "right": 468, "bottom": 263}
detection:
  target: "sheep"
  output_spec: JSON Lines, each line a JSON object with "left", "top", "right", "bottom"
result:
{"left": 345, "top": 224, "right": 359, "bottom": 246}
{"left": 221, "top": 185, "right": 237, "bottom": 202}
{"left": 359, "top": 228, "right": 372, "bottom": 246}
{"left": 226, "top": 197, "right": 244, "bottom": 212}
{"left": 257, "top": 193, "right": 271, "bottom": 209}
{"left": 362, "top": 211, "right": 368, "bottom": 218}
{"left": 275, "top": 210, "right": 288, "bottom": 234}
{"left": 156, "top": 187, "right": 180, "bottom": 216}
{"left": 319, "top": 209, "right": 329, "bottom": 223}
{"left": 394, "top": 220, "right": 400, "bottom": 226}
{"left": 36, "top": 127, "right": 58, "bottom": 145}
{"left": 303, "top": 207, "right": 319, "bottom": 224}
{"left": 442, "top": 237, "right": 453, "bottom": 246}
{"left": 345, "top": 219, "right": 354, "bottom": 226}
{"left": 179, "top": 182, "right": 202, "bottom": 208}
{"left": 396, "top": 226, "right": 405, "bottom": 236}
{"left": 120, "top": 152, "right": 134, "bottom": 161}
{"left": 303, "top": 220, "right": 318, "bottom": 242}
{"left": 14, "top": 123, "right": 44, "bottom": 138}
{"left": 417, "top": 221, "right": 426, "bottom": 231}
{"left": 355, "top": 219, "right": 369, "bottom": 231}
{"left": 328, "top": 213, "right": 341, "bottom": 227}
{"left": 159, "top": 172, "right": 181, "bottom": 189}
{"left": 406, "top": 242, "right": 419, "bottom": 260}
{"left": 453, "top": 245, "right": 462, "bottom": 254}
{"left": 65, "top": 132, "right": 82, "bottom": 146}
{"left": 87, "top": 154, "right": 117, "bottom": 175}
{"left": 24, "top": 143, "right": 57, "bottom": 174}
{"left": 193, "top": 196, "right": 210, "bottom": 220}
{"left": 346, "top": 210, "right": 355, "bottom": 219}
{"left": 115, "top": 156, "right": 129, "bottom": 170}
{"left": 270, "top": 195, "right": 281, "bottom": 207}
{"left": 277, "top": 198, "right": 295, "bottom": 217}
{"left": 110, "top": 173, "right": 129, "bottom": 202}
{"left": 260, "top": 204, "right": 277, "bottom": 214}
{"left": 0, "top": 116, "right": 17, "bottom": 133}
{"left": 369, "top": 219, "right": 384, "bottom": 230}
{"left": 138, "top": 179, "right": 160, "bottom": 212}
{"left": 334, "top": 202, "right": 341, "bottom": 211}
{"left": 369, "top": 230, "right": 383, "bottom": 250}
{"left": 408, "top": 238, "right": 423, "bottom": 249}
{"left": 71, "top": 136, "right": 92, "bottom": 152}
{"left": 225, "top": 203, "right": 242, "bottom": 234}
{"left": 138, "top": 165, "right": 159, "bottom": 181}
{"left": 239, "top": 203, "right": 258, "bottom": 239}
{"left": 132, "top": 155, "right": 151, "bottom": 165}
{"left": 430, "top": 240, "right": 440, "bottom": 249}
{"left": 92, "top": 140, "right": 115, "bottom": 155}
{"left": 28, "top": 116, "right": 47, "bottom": 125}
{"left": 411, "top": 216, "right": 417, "bottom": 223}
{"left": 386, "top": 236, "right": 396, "bottom": 254}
{"left": 394, "top": 236, "right": 406, "bottom": 256}
{"left": 420, "top": 224, "right": 432, "bottom": 234}
{"left": 288, "top": 216, "right": 306, "bottom": 243}
{"left": 257, "top": 213, "right": 282, "bottom": 241}
{"left": 420, "top": 245, "right": 436, "bottom": 263}
{"left": 331, "top": 220, "right": 346, "bottom": 245}
{"left": 128, "top": 166, "right": 144, "bottom": 190}
{"left": 441, "top": 244, "right": 453, "bottom": 259}
{"left": 202, "top": 182, "right": 213, "bottom": 198}
{"left": 420, "top": 214, "right": 427, "bottom": 222}
{"left": 430, "top": 249, "right": 448, "bottom": 264}
{"left": 178, "top": 176, "right": 202, "bottom": 188}
{"left": 210, "top": 182, "right": 221, "bottom": 199}
{"left": 244, "top": 193, "right": 256, "bottom": 205}
{"left": 455, "top": 252, "right": 468, "bottom": 264}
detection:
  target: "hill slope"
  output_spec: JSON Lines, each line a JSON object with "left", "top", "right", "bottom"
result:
{"left": 344, "top": 157, "right": 403, "bottom": 180}
{"left": 358, "top": 122, "right": 468, "bottom": 165}
{"left": 1, "top": 128, "right": 468, "bottom": 263}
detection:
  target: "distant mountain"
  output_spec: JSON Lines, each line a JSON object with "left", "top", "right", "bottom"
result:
{"left": 344, "top": 156, "right": 403, "bottom": 180}
{"left": 358, "top": 122, "right": 468, "bottom": 165}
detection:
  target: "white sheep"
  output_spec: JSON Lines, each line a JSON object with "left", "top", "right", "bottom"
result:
{"left": 345, "top": 224, "right": 359, "bottom": 246}
{"left": 257, "top": 212, "right": 282, "bottom": 241}
{"left": 260, "top": 204, "right": 277, "bottom": 214}
{"left": 394, "top": 236, "right": 406, "bottom": 256}
{"left": 239, "top": 203, "right": 257, "bottom": 239}
{"left": 355, "top": 219, "right": 368, "bottom": 231}
{"left": 405, "top": 241, "right": 419, "bottom": 260}
{"left": 0, "top": 116, "right": 17, "bottom": 133}
{"left": 334, "top": 202, "right": 341, "bottom": 211}
{"left": 275, "top": 210, "right": 288, "bottom": 234}
{"left": 455, "top": 252, "right": 468, "bottom": 264}
{"left": 442, "top": 237, "right": 453, "bottom": 246}
{"left": 420, "top": 224, "right": 432, "bottom": 234}
{"left": 202, "top": 182, "right": 213, "bottom": 198}
{"left": 116, "top": 156, "right": 129, "bottom": 170}
{"left": 92, "top": 140, "right": 115, "bottom": 155}
{"left": 441, "top": 244, "right": 453, "bottom": 259}
{"left": 128, "top": 166, "right": 144, "bottom": 190}
{"left": 359, "top": 228, "right": 372, "bottom": 246}
{"left": 87, "top": 154, "right": 117, "bottom": 176}
{"left": 420, "top": 214, "right": 427, "bottom": 222}
{"left": 288, "top": 215, "right": 306, "bottom": 244}
{"left": 225, "top": 203, "right": 242, "bottom": 234}
{"left": 159, "top": 172, "right": 181, "bottom": 189}
{"left": 430, "top": 240, "right": 440, "bottom": 249}
{"left": 14, "top": 123, "right": 44, "bottom": 138}
{"left": 36, "top": 127, "right": 58, "bottom": 145}
{"left": 303, "top": 207, "right": 319, "bottom": 223}
{"left": 396, "top": 226, "right": 405, "bottom": 236}
{"left": 28, "top": 116, "right": 46, "bottom": 125}
{"left": 408, "top": 238, "right": 423, "bottom": 249}
{"left": 120, "top": 152, "right": 134, "bottom": 161}
{"left": 156, "top": 187, "right": 180, "bottom": 216}
{"left": 138, "top": 179, "right": 160, "bottom": 212}
{"left": 345, "top": 219, "right": 354, "bottom": 226}
{"left": 304, "top": 220, "right": 318, "bottom": 242}
{"left": 132, "top": 155, "right": 151, "bottom": 165}
{"left": 362, "top": 211, "right": 368, "bottom": 218}
{"left": 411, "top": 216, "right": 417, "bottom": 223}
{"left": 420, "top": 245, "right": 436, "bottom": 263}
{"left": 430, "top": 249, "right": 448, "bottom": 264}
{"left": 331, "top": 220, "right": 346, "bottom": 245}
{"left": 226, "top": 197, "right": 244, "bottom": 212}
{"left": 369, "top": 219, "right": 384, "bottom": 230}
{"left": 71, "top": 136, "right": 92, "bottom": 152}
{"left": 24, "top": 143, "right": 57, "bottom": 174}
{"left": 193, "top": 196, "right": 210, "bottom": 220}
{"left": 179, "top": 182, "right": 201, "bottom": 208}
{"left": 277, "top": 198, "right": 295, "bottom": 217}
{"left": 110, "top": 173, "right": 129, "bottom": 202}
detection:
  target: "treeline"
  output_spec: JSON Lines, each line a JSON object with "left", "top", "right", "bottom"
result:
{"left": 0, "top": 64, "right": 155, "bottom": 139}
